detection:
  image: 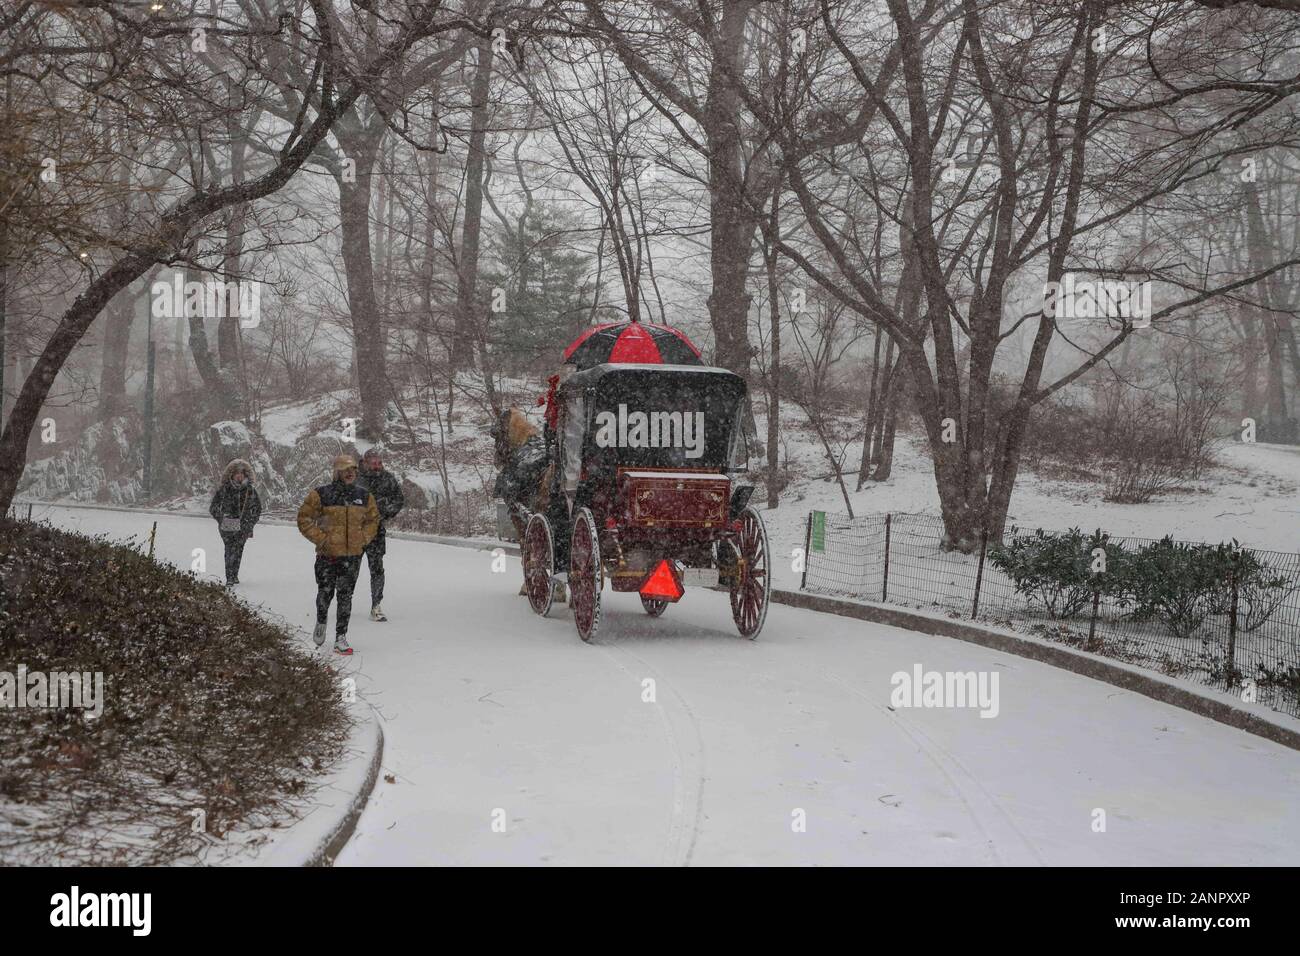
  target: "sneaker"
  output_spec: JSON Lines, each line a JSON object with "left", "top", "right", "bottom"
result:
{"left": 370, "top": 605, "right": 387, "bottom": 622}
{"left": 334, "top": 635, "right": 353, "bottom": 656}
{"left": 313, "top": 621, "right": 327, "bottom": 647}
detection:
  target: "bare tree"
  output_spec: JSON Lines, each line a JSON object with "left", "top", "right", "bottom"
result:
{"left": 744, "top": 0, "right": 1300, "bottom": 548}
{"left": 0, "top": 1, "right": 485, "bottom": 510}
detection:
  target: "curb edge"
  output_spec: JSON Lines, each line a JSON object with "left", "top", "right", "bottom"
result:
{"left": 772, "top": 588, "right": 1300, "bottom": 752}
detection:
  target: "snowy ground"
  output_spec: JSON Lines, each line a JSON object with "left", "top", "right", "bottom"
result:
{"left": 35, "top": 504, "right": 1300, "bottom": 866}
{"left": 761, "top": 426, "right": 1300, "bottom": 591}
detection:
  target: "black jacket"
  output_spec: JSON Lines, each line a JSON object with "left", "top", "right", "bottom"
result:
{"left": 494, "top": 436, "right": 548, "bottom": 504}
{"left": 209, "top": 482, "right": 262, "bottom": 537}
{"left": 356, "top": 466, "right": 404, "bottom": 524}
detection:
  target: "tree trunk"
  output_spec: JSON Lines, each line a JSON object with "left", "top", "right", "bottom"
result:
{"left": 218, "top": 226, "right": 246, "bottom": 371}
{"left": 1238, "top": 303, "right": 1261, "bottom": 421}
{"left": 219, "top": 116, "right": 249, "bottom": 374}
{"left": 478, "top": 335, "right": 498, "bottom": 415}
{"left": 98, "top": 285, "right": 135, "bottom": 420}
{"left": 984, "top": 404, "right": 1036, "bottom": 545}
{"left": 454, "top": 39, "right": 493, "bottom": 371}
{"left": 417, "top": 101, "right": 441, "bottom": 361}
{"left": 704, "top": 3, "right": 758, "bottom": 412}
{"left": 184, "top": 265, "right": 231, "bottom": 409}
{"left": 858, "top": 331, "right": 883, "bottom": 490}
{"left": 873, "top": 362, "right": 902, "bottom": 481}
{"left": 336, "top": 126, "right": 388, "bottom": 439}
{"left": 1244, "top": 185, "right": 1289, "bottom": 429}
{"left": 1282, "top": 314, "right": 1300, "bottom": 421}
{"left": 875, "top": 404, "right": 899, "bottom": 480}
{"left": 765, "top": 184, "right": 781, "bottom": 509}
{"left": 0, "top": 219, "right": 8, "bottom": 430}
{"left": 870, "top": 337, "right": 900, "bottom": 478}
{"left": 169, "top": 274, "right": 188, "bottom": 390}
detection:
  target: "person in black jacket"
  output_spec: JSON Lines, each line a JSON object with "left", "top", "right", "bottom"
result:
{"left": 355, "top": 447, "right": 404, "bottom": 621}
{"left": 209, "top": 458, "right": 262, "bottom": 585}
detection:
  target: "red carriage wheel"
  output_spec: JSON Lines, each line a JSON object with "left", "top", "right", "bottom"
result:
{"left": 641, "top": 596, "right": 668, "bottom": 617}
{"left": 570, "top": 507, "right": 603, "bottom": 642}
{"left": 524, "top": 513, "right": 555, "bottom": 617}
{"left": 729, "top": 506, "right": 771, "bottom": 639}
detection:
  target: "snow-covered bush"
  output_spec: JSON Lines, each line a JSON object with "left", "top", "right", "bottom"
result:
{"left": 0, "top": 517, "right": 348, "bottom": 864}
{"left": 1115, "top": 538, "right": 1232, "bottom": 638}
{"left": 988, "top": 527, "right": 1124, "bottom": 619}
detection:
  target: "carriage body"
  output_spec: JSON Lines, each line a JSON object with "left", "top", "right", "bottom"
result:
{"left": 559, "top": 363, "right": 749, "bottom": 581}
{"left": 521, "top": 363, "right": 771, "bottom": 640}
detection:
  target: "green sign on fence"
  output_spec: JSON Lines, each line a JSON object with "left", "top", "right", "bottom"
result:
{"left": 810, "top": 510, "right": 826, "bottom": 553}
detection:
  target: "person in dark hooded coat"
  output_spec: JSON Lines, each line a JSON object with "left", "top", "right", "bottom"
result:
{"left": 355, "top": 447, "right": 404, "bottom": 621}
{"left": 209, "top": 458, "right": 262, "bottom": 585}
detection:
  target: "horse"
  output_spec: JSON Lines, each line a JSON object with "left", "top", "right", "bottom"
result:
{"left": 491, "top": 407, "right": 564, "bottom": 598}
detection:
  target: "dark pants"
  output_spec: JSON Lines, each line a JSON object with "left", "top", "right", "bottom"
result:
{"left": 315, "top": 555, "right": 362, "bottom": 637}
{"left": 220, "top": 532, "right": 246, "bottom": 582}
{"left": 364, "top": 542, "right": 385, "bottom": 607}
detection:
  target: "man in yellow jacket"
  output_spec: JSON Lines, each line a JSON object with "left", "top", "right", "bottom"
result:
{"left": 297, "top": 454, "right": 381, "bottom": 655}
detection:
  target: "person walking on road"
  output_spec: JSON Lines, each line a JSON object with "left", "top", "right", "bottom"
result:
{"left": 209, "top": 459, "right": 261, "bottom": 586}
{"left": 296, "top": 454, "right": 380, "bottom": 656}
{"left": 355, "top": 447, "right": 404, "bottom": 622}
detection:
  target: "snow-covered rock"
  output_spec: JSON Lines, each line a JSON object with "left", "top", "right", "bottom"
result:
{"left": 17, "top": 415, "right": 144, "bottom": 505}
{"left": 401, "top": 472, "right": 447, "bottom": 510}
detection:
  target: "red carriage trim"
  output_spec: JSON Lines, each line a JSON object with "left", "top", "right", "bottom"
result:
{"left": 606, "top": 324, "right": 665, "bottom": 363}
{"left": 562, "top": 322, "right": 623, "bottom": 360}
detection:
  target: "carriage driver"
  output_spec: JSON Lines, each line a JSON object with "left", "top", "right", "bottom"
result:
{"left": 493, "top": 406, "right": 567, "bottom": 603}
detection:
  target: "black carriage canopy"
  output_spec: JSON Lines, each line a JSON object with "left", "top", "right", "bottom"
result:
{"left": 557, "top": 364, "right": 748, "bottom": 486}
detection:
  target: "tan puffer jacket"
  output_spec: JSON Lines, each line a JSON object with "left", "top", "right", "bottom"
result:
{"left": 296, "top": 479, "right": 380, "bottom": 557}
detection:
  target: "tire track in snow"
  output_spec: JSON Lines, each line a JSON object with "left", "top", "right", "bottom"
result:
{"left": 817, "top": 668, "right": 1044, "bottom": 866}
{"left": 596, "top": 642, "right": 706, "bottom": 867}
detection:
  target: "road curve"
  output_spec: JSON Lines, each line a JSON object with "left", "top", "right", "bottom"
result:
{"left": 39, "top": 505, "right": 1300, "bottom": 866}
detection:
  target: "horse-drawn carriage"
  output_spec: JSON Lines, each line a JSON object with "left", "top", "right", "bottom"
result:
{"left": 508, "top": 360, "right": 772, "bottom": 643}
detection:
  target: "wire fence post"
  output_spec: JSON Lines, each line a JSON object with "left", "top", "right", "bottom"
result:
{"left": 142, "top": 339, "right": 156, "bottom": 500}
{"left": 1087, "top": 588, "right": 1101, "bottom": 644}
{"left": 801, "top": 512, "right": 812, "bottom": 590}
{"left": 147, "top": 521, "right": 157, "bottom": 560}
{"left": 1227, "top": 565, "right": 1239, "bottom": 687}
{"left": 882, "top": 513, "right": 892, "bottom": 602}
{"left": 971, "top": 529, "right": 988, "bottom": 619}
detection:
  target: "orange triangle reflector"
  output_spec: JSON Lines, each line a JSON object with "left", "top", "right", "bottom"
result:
{"left": 640, "top": 559, "right": 685, "bottom": 602}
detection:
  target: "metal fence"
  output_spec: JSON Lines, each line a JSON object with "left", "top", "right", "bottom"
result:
{"left": 801, "top": 511, "right": 1300, "bottom": 718}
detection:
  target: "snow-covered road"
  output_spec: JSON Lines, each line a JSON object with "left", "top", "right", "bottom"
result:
{"left": 40, "top": 505, "right": 1300, "bottom": 866}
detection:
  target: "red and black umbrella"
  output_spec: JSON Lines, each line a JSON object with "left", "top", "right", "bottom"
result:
{"left": 563, "top": 321, "right": 703, "bottom": 369}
